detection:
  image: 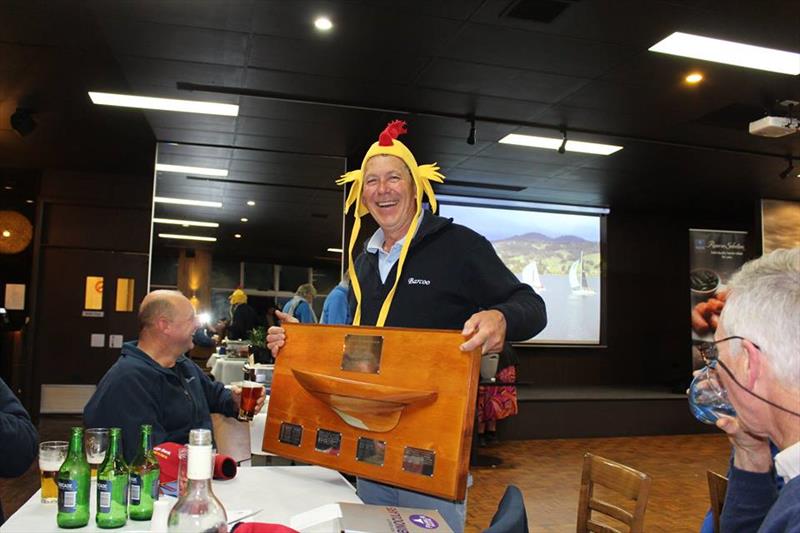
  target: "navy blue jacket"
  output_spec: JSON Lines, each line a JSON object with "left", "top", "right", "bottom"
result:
{"left": 83, "top": 341, "right": 236, "bottom": 463}
{"left": 721, "top": 465, "right": 800, "bottom": 533}
{"left": 0, "top": 378, "right": 38, "bottom": 524}
{"left": 351, "top": 211, "right": 547, "bottom": 338}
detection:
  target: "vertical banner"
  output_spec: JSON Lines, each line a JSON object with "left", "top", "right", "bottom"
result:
{"left": 689, "top": 229, "right": 747, "bottom": 370}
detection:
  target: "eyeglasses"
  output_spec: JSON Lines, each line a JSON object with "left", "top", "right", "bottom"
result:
{"left": 693, "top": 336, "right": 799, "bottom": 418}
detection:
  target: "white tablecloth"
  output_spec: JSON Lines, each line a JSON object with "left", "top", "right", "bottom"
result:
{"left": 0, "top": 466, "right": 361, "bottom": 532}
{"left": 210, "top": 358, "right": 247, "bottom": 385}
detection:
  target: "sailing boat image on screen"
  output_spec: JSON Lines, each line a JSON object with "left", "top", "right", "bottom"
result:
{"left": 521, "top": 260, "right": 545, "bottom": 292}
{"left": 569, "top": 251, "right": 595, "bottom": 296}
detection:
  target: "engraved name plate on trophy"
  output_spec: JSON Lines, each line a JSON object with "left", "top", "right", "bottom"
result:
{"left": 262, "top": 323, "right": 481, "bottom": 500}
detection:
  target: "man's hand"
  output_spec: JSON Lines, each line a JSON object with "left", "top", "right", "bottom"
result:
{"left": 230, "top": 384, "right": 267, "bottom": 413}
{"left": 716, "top": 416, "right": 772, "bottom": 473}
{"left": 460, "top": 309, "right": 507, "bottom": 354}
{"left": 266, "top": 310, "right": 297, "bottom": 358}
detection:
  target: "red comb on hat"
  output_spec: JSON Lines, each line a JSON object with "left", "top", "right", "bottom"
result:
{"left": 378, "top": 120, "right": 407, "bottom": 146}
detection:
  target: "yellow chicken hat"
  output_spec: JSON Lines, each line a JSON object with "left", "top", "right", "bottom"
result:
{"left": 336, "top": 120, "right": 445, "bottom": 326}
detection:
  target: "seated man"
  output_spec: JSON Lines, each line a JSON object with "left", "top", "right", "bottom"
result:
{"left": 84, "top": 290, "right": 264, "bottom": 462}
{"left": 710, "top": 249, "right": 800, "bottom": 532}
{"left": 0, "top": 377, "right": 38, "bottom": 525}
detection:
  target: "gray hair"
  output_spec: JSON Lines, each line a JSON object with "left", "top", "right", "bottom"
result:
{"left": 720, "top": 248, "right": 800, "bottom": 388}
{"left": 296, "top": 283, "right": 317, "bottom": 299}
{"left": 138, "top": 290, "right": 183, "bottom": 330}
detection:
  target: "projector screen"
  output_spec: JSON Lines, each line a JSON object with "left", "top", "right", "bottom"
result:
{"left": 438, "top": 196, "right": 605, "bottom": 345}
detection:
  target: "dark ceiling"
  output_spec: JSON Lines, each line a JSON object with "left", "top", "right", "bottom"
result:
{"left": 2, "top": 0, "right": 799, "bottom": 267}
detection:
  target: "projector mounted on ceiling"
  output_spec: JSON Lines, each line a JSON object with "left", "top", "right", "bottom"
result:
{"left": 749, "top": 116, "right": 800, "bottom": 138}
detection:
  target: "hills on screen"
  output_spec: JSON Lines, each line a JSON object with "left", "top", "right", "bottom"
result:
{"left": 491, "top": 231, "right": 600, "bottom": 276}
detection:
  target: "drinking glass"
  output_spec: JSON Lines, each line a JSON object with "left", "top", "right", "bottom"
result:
{"left": 688, "top": 366, "right": 737, "bottom": 424}
{"left": 235, "top": 380, "right": 262, "bottom": 421}
{"left": 39, "top": 441, "right": 68, "bottom": 503}
{"left": 85, "top": 428, "right": 110, "bottom": 479}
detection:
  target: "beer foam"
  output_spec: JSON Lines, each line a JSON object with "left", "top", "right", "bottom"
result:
{"left": 39, "top": 460, "right": 64, "bottom": 471}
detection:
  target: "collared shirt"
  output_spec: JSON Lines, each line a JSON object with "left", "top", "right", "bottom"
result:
{"left": 366, "top": 211, "right": 424, "bottom": 283}
{"left": 775, "top": 440, "right": 800, "bottom": 483}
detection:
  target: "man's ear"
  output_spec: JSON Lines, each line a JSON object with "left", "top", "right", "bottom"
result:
{"left": 743, "top": 339, "right": 763, "bottom": 390}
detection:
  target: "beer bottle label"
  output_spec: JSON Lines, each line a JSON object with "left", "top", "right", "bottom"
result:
{"left": 130, "top": 474, "right": 142, "bottom": 505}
{"left": 57, "top": 479, "right": 78, "bottom": 513}
{"left": 97, "top": 479, "right": 112, "bottom": 513}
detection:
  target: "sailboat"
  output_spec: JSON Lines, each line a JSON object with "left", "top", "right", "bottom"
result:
{"left": 522, "top": 259, "right": 545, "bottom": 292}
{"left": 569, "top": 251, "right": 595, "bottom": 295}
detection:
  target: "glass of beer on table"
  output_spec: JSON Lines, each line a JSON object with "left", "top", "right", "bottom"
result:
{"left": 39, "top": 441, "right": 68, "bottom": 503}
{"left": 237, "top": 380, "right": 262, "bottom": 421}
{"left": 84, "top": 427, "right": 110, "bottom": 479}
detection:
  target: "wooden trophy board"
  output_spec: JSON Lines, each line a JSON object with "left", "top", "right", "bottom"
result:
{"left": 262, "top": 323, "right": 481, "bottom": 501}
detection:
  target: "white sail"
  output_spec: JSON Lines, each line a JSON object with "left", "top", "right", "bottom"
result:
{"left": 570, "top": 251, "right": 595, "bottom": 295}
{"left": 522, "top": 260, "right": 545, "bottom": 291}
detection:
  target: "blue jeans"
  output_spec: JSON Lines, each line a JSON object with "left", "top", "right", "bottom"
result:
{"left": 356, "top": 477, "right": 467, "bottom": 533}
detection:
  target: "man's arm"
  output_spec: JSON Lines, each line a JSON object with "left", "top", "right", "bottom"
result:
{"left": 198, "top": 368, "right": 237, "bottom": 418}
{"left": 460, "top": 235, "right": 547, "bottom": 352}
{"left": 0, "top": 379, "right": 37, "bottom": 477}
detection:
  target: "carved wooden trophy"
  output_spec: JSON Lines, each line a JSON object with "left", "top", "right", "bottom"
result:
{"left": 262, "top": 323, "right": 481, "bottom": 500}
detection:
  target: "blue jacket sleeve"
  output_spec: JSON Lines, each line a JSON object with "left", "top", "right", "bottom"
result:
{"left": 720, "top": 465, "right": 779, "bottom": 533}
{"left": 0, "top": 378, "right": 38, "bottom": 478}
{"left": 199, "top": 369, "right": 237, "bottom": 418}
{"left": 321, "top": 288, "right": 351, "bottom": 325}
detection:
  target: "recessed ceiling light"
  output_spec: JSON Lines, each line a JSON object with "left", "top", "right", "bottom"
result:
{"left": 246, "top": 200, "right": 255, "bottom": 206}
{"left": 3, "top": 186, "right": 12, "bottom": 190}
{"left": 89, "top": 92, "right": 239, "bottom": 116}
{"left": 327, "top": 248, "right": 343, "bottom": 253}
{"left": 234, "top": 233, "right": 242, "bottom": 239}
{"left": 240, "top": 217, "right": 248, "bottom": 222}
{"left": 685, "top": 73, "right": 703, "bottom": 84}
{"left": 153, "top": 218, "right": 219, "bottom": 228}
{"left": 155, "top": 163, "right": 228, "bottom": 177}
{"left": 498, "top": 133, "right": 623, "bottom": 156}
{"left": 26, "top": 199, "right": 34, "bottom": 204}
{"left": 2, "top": 230, "right": 10, "bottom": 238}
{"left": 158, "top": 233, "right": 217, "bottom": 242}
{"left": 314, "top": 16, "right": 333, "bottom": 31}
{"left": 649, "top": 32, "right": 800, "bottom": 75}
{"left": 154, "top": 197, "right": 223, "bottom": 208}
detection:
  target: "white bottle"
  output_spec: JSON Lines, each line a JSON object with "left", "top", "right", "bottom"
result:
{"left": 167, "top": 429, "right": 228, "bottom": 532}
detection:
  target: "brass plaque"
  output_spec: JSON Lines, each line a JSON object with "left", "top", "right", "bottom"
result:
{"left": 342, "top": 334, "right": 383, "bottom": 374}
{"left": 355, "top": 437, "right": 386, "bottom": 466}
{"left": 278, "top": 422, "right": 303, "bottom": 446}
{"left": 315, "top": 429, "right": 342, "bottom": 456}
{"left": 402, "top": 446, "right": 435, "bottom": 477}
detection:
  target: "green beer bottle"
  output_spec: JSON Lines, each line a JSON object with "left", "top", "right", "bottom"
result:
{"left": 129, "top": 424, "right": 160, "bottom": 520}
{"left": 96, "top": 427, "right": 128, "bottom": 528}
{"left": 56, "top": 427, "right": 90, "bottom": 528}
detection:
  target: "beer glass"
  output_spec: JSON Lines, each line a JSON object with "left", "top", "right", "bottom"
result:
{"left": 39, "top": 441, "right": 68, "bottom": 503}
{"left": 236, "top": 380, "right": 262, "bottom": 421}
{"left": 84, "top": 428, "right": 110, "bottom": 479}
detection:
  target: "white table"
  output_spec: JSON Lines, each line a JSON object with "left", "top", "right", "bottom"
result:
{"left": 0, "top": 466, "right": 361, "bottom": 532}
{"left": 210, "top": 358, "right": 247, "bottom": 385}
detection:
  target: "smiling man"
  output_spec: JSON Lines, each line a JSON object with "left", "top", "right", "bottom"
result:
{"left": 84, "top": 290, "right": 264, "bottom": 462}
{"left": 709, "top": 248, "right": 800, "bottom": 533}
{"left": 268, "top": 121, "right": 547, "bottom": 532}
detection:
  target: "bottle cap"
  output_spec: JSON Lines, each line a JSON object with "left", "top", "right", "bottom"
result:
{"left": 189, "top": 428, "right": 212, "bottom": 447}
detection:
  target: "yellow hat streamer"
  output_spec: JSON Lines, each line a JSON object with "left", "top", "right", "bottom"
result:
{"left": 336, "top": 120, "right": 444, "bottom": 327}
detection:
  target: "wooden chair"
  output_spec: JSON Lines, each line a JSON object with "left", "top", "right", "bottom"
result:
{"left": 707, "top": 470, "right": 728, "bottom": 533}
{"left": 211, "top": 413, "right": 251, "bottom": 464}
{"left": 577, "top": 453, "right": 652, "bottom": 533}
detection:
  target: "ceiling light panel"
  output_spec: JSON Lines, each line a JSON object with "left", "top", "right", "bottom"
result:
{"left": 158, "top": 233, "right": 217, "bottom": 242}
{"left": 498, "top": 134, "right": 623, "bottom": 155}
{"left": 155, "top": 163, "right": 228, "bottom": 177}
{"left": 154, "top": 197, "right": 223, "bottom": 208}
{"left": 153, "top": 218, "right": 219, "bottom": 228}
{"left": 649, "top": 32, "right": 800, "bottom": 75}
{"left": 89, "top": 92, "right": 239, "bottom": 116}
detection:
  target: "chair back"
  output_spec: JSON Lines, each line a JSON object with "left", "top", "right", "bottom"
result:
{"left": 211, "top": 413, "right": 252, "bottom": 463}
{"left": 707, "top": 470, "right": 728, "bottom": 533}
{"left": 483, "top": 485, "right": 529, "bottom": 533}
{"left": 576, "top": 453, "right": 651, "bottom": 533}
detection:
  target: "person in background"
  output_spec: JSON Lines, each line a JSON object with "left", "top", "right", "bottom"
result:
{"left": 0, "top": 377, "right": 38, "bottom": 525}
{"left": 320, "top": 272, "right": 351, "bottom": 325}
{"left": 705, "top": 248, "right": 800, "bottom": 532}
{"left": 227, "top": 288, "right": 260, "bottom": 340}
{"left": 83, "top": 290, "right": 264, "bottom": 462}
{"left": 477, "top": 343, "right": 519, "bottom": 447}
{"left": 268, "top": 120, "right": 546, "bottom": 532}
{"left": 282, "top": 283, "right": 318, "bottom": 323}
